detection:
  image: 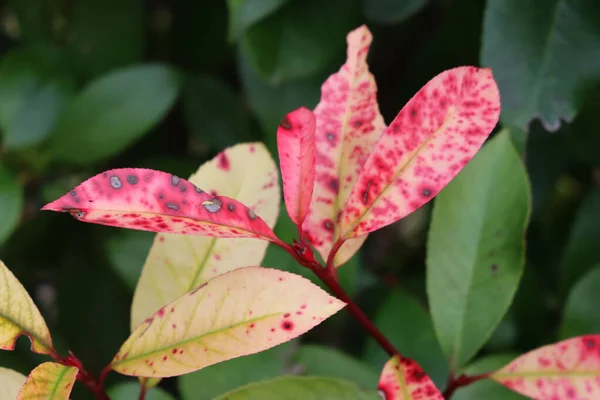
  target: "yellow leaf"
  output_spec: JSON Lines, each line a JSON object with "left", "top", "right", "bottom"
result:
{"left": 0, "top": 367, "right": 27, "bottom": 399}
{"left": 112, "top": 267, "right": 345, "bottom": 378}
{"left": 131, "top": 142, "right": 280, "bottom": 329}
{"left": 140, "top": 376, "right": 161, "bottom": 390}
{"left": 0, "top": 260, "right": 54, "bottom": 355}
{"left": 378, "top": 356, "right": 443, "bottom": 400}
{"left": 17, "top": 362, "right": 78, "bottom": 400}
{"left": 302, "top": 25, "right": 386, "bottom": 267}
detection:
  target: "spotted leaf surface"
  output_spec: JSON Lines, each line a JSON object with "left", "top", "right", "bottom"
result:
{"left": 302, "top": 25, "right": 386, "bottom": 267}
{"left": 112, "top": 267, "right": 345, "bottom": 378}
{"left": 340, "top": 66, "right": 501, "bottom": 238}
{"left": 131, "top": 142, "right": 280, "bottom": 329}
{"left": 0, "top": 260, "right": 54, "bottom": 355}
{"left": 378, "top": 356, "right": 443, "bottom": 400}
{"left": 0, "top": 367, "right": 27, "bottom": 400}
{"left": 41, "top": 167, "right": 279, "bottom": 242}
{"left": 17, "top": 362, "right": 78, "bottom": 400}
{"left": 277, "top": 107, "right": 316, "bottom": 226}
{"left": 490, "top": 335, "right": 600, "bottom": 399}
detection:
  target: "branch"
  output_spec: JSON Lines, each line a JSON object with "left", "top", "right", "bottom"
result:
{"left": 442, "top": 371, "right": 489, "bottom": 399}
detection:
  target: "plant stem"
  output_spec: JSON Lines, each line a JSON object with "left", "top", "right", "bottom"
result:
{"left": 442, "top": 372, "right": 489, "bottom": 398}
{"left": 59, "top": 351, "right": 112, "bottom": 400}
{"left": 138, "top": 384, "right": 148, "bottom": 400}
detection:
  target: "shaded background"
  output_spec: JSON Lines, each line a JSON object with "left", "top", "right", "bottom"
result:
{"left": 0, "top": 0, "right": 599, "bottom": 399}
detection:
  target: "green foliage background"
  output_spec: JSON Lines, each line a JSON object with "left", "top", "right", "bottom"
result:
{"left": 0, "top": 0, "right": 599, "bottom": 399}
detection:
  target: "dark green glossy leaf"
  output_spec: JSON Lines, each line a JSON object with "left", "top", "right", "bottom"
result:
{"left": 179, "top": 343, "right": 292, "bottom": 400}
{"left": 0, "top": 166, "right": 23, "bottom": 245}
{"left": 454, "top": 354, "right": 527, "bottom": 400}
{"left": 227, "top": 0, "right": 290, "bottom": 41}
{"left": 291, "top": 345, "right": 379, "bottom": 390}
{"left": 427, "top": 131, "right": 531, "bottom": 368}
{"left": 108, "top": 382, "right": 175, "bottom": 400}
{"left": 363, "top": 0, "right": 427, "bottom": 25}
{"left": 481, "top": 0, "right": 600, "bottom": 131}
{"left": 48, "top": 64, "right": 181, "bottom": 165}
{"left": 363, "top": 290, "right": 449, "bottom": 390}
{"left": 560, "top": 188, "right": 600, "bottom": 291}
{"left": 240, "top": 0, "right": 360, "bottom": 83}
{"left": 559, "top": 266, "right": 600, "bottom": 339}
{"left": 213, "top": 376, "right": 380, "bottom": 400}
{"left": 0, "top": 49, "right": 74, "bottom": 150}
{"left": 68, "top": 0, "right": 144, "bottom": 79}
{"left": 105, "top": 230, "right": 153, "bottom": 290}
{"left": 182, "top": 74, "right": 252, "bottom": 151}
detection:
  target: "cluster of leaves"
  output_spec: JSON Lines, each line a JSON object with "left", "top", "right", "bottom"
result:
{"left": 1, "top": 0, "right": 600, "bottom": 399}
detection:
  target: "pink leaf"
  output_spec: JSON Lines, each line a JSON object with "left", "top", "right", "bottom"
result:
{"left": 339, "top": 66, "right": 501, "bottom": 239}
{"left": 302, "top": 24, "right": 386, "bottom": 267}
{"left": 277, "top": 107, "right": 316, "bottom": 226}
{"left": 41, "top": 168, "right": 279, "bottom": 242}
{"left": 490, "top": 335, "right": 600, "bottom": 400}
{"left": 378, "top": 356, "right": 443, "bottom": 400}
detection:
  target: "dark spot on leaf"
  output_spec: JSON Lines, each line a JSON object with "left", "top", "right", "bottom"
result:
{"left": 323, "top": 220, "right": 334, "bottom": 232}
{"left": 171, "top": 175, "right": 180, "bottom": 186}
{"left": 127, "top": 175, "right": 139, "bottom": 185}
{"left": 326, "top": 132, "right": 335, "bottom": 142}
{"left": 422, "top": 188, "right": 431, "bottom": 197}
{"left": 247, "top": 209, "right": 256, "bottom": 220}
{"left": 202, "top": 198, "right": 222, "bottom": 213}
{"left": 195, "top": 185, "right": 204, "bottom": 194}
{"left": 227, "top": 204, "right": 235, "bottom": 211}
{"left": 329, "top": 178, "right": 339, "bottom": 193}
{"left": 179, "top": 184, "right": 186, "bottom": 192}
{"left": 491, "top": 264, "right": 498, "bottom": 272}
{"left": 587, "top": 339, "right": 596, "bottom": 349}
{"left": 363, "top": 180, "right": 372, "bottom": 205}
{"left": 282, "top": 320, "right": 293, "bottom": 331}
{"left": 110, "top": 176, "right": 122, "bottom": 189}
{"left": 352, "top": 119, "right": 363, "bottom": 128}
{"left": 279, "top": 116, "right": 292, "bottom": 130}
{"left": 166, "top": 202, "right": 179, "bottom": 211}
{"left": 70, "top": 191, "right": 76, "bottom": 196}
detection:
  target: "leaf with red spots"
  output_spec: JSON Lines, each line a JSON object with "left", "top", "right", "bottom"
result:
{"left": 130, "top": 143, "right": 280, "bottom": 329}
{"left": 377, "top": 356, "right": 443, "bottom": 400}
{"left": 277, "top": 107, "right": 316, "bottom": 227}
{"left": 0, "top": 260, "right": 54, "bottom": 356}
{"left": 490, "top": 335, "right": 600, "bottom": 399}
{"left": 0, "top": 367, "right": 26, "bottom": 399}
{"left": 41, "top": 166, "right": 280, "bottom": 243}
{"left": 302, "top": 25, "right": 386, "bottom": 267}
{"left": 111, "top": 267, "right": 345, "bottom": 378}
{"left": 339, "top": 66, "right": 501, "bottom": 239}
{"left": 16, "top": 362, "right": 78, "bottom": 400}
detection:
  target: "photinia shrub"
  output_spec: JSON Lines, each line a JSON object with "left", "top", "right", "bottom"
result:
{"left": 1, "top": 25, "right": 599, "bottom": 400}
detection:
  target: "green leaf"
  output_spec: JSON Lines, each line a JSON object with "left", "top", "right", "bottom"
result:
{"left": 291, "top": 345, "right": 379, "bottom": 389}
{"left": 108, "top": 382, "right": 175, "bottom": 400}
{"left": 0, "top": 49, "right": 74, "bottom": 150}
{"left": 454, "top": 354, "right": 527, "bottom": 400}
{"left": 363, "top": 290, "right": 449, "bottom": 390}
{"left": 559, "top": 266, "right": 600, "bottom": 339}
{"left": 213, "top": 376, "right": 380, "bottom": 400}
{"left": 48, "top": 64, "right": 181, "bottom": 165}
{"left": 237, "top": 51, "right": 322, "bottom": 153}
{"left": 227, "top": 0, "right": 290, "bottom": 40}
{"left": 105, "top": 230, "right": 153, "bottom": 290}
{"left": 560, "top": 188, "right": 600, "bottom": 291}
{"left": 239, "top": 0, "right": 360, "bottom": 83}
{"left": 179, "top": 342, "right": 292, "bottom": 400}
{"left": 426, "top": 130, "right": 531, "bottom": 368}
{"left": 363, "top": 0, "right": 427, "bottom": 24}
{"left": 182, "top": 74, "right": 252, "bottom": 151}
{"left": 481, "top": 0, "right": 600, "bottom": 131}
{"left": 68, "top": 0, "right": 144, "bottom": 79}
{"left": 0, "top": 166, "right": 23, "bottom": 245}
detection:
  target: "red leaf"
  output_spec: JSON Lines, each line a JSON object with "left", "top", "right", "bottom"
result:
{"left": 41, "top": 168, "right": 279, "bottom": 242}
{"left": 490, "top": 335, "right": 600, "bottom": 399}
{"left": 302, "top": 25, "right": 386, "bottom": 267}
{"left": 378, "top": 356, "right": 443, "bottom": 400}
{"left": 339, "top": 66, "right": 501, "bottom": 238}
{"left": 277, "top": 107, "right": 316, "bottom": 226}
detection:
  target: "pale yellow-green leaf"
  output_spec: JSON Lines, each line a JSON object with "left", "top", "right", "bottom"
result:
{"left": 17, "top": 362, "right": 78, "bottom": 400}
{"left": 112, "top": 267, "right": 345, "bottom": 378}
{"left": 131, "top": 142, "right": 280, "bottom": 329}
{"left": 140, "top": 377, "right": 161, "bottom": 390}
{"left": 0, "top": 367, "right": 27, "bottom": 399}
{"left": 0, "top": 260, "right": 54, "bottom": 355}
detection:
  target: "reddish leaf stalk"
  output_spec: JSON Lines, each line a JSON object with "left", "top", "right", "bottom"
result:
{"left": 442, "top": 371, "right": 489, "bottom": 398}
{"left": 54, "top": 350, "right": 112, "bottom": 400}
{"left": 138, "top": 384, "right": 148, "bottom": 400}
{"left": 279, "top": 240, "right": 400, "bottom": 357}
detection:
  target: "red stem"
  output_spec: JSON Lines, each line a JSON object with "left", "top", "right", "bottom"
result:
{"left": 138, "top": 384, "right": 148, "bottom": 400}
{"left": 53, "top": 350, "right": 112, "bottom": 400}
{"left": 442, "top": 371, "right": 489, "bottom": 399}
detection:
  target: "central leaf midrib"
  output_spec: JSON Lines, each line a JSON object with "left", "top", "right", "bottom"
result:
{"left": 113, "top": 312, "right": 280, "bottom": 365}
{"left": 49, "top": 366, "right": 71, "bottom": 399}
